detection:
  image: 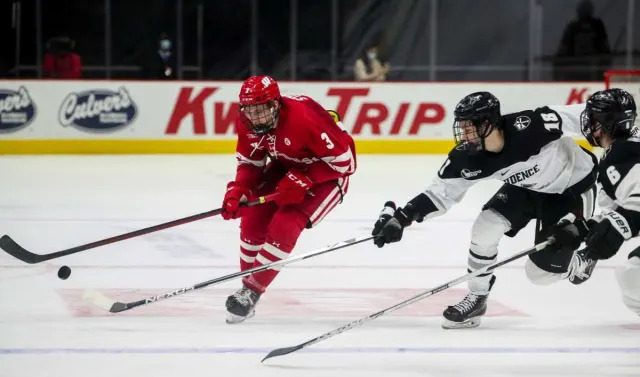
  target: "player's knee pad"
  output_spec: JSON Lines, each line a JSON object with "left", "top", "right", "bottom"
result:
{"left": 266, "top": 207, "right": 308, "bottom": 248}
{"left": 240, "top": 204, "right": 277, "bottom": 243}
{"left": 525, "top": 259, "right": 564, "bottom": 285}
{"left": 615, "top": 255, "right": 640, "bottom": 316}
{"left": 470, "top": 209, "right": 511, "bottom": 257}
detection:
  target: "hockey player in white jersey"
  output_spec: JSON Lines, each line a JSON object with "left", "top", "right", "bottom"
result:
{"left": 547, "top": 88, "right": 640, "bottom": 316}
{"left": 372, "top": 91, "right": 598, "bottom": 329}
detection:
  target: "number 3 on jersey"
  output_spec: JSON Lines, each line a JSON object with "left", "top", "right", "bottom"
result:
{"left": 321, "top": 133, "right": 334, "bottom": 149}
{"left": 541, "top": 112, "right": 561, "bottom": 132}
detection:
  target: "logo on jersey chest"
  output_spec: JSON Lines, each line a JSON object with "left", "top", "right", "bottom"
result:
{"left": 513, "top": 116, "right": 531, "bottom": 131}
{"left": 249, "top": 141, "right": 264, "bottom": 151}
{"left": 503, "top": 164, "right": 540, "bottom": 185}
{"left": 461, "top": 168, "right": 482, "bottom": 179}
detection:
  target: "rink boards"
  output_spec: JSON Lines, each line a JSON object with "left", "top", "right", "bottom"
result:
{"left": 0, "top": 81, "right": 600, "bottom": 154}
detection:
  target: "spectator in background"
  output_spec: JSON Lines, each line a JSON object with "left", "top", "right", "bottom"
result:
{"left": 554, "top": 0, "right": 611, "bottom": 81}
{"left": 43, "top": 36, "right": 82, "bottom": 79}
{"left": 141, "top": 33, "right": 177, "bottom": 79}
{"left": 354, "top": 44, "right": 390, "bottom": 81}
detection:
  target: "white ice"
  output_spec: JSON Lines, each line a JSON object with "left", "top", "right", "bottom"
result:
{"left": 0, "top": 155, "right": 638, "bottom": 377}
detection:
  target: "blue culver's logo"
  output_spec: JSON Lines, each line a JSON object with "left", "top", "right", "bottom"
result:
{"left": 58, "top": 87, "right": 137, "bottom": 131}
{"left": 0, "top": 86, "right": 36, "bottom": 132}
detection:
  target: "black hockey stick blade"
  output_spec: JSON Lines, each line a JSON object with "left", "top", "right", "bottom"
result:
{"left": 0, "top": 235, "right": 42, "bottom": 264}
{"left": 110, "top": 302, "right": 129, "bottom": 313}
{"left": 261, "top": 241, "right": 548, "bottom": 362}
{"left": 262, "top": 345, "right": 304, "bottom": 362}
{"left": 0, "top": 193, "right": 277, "bottom": 264}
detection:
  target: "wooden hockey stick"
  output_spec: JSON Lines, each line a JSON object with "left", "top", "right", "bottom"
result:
{"left": 84, "top": 235, "right": 375, "bottom": 313}
{"left": 0, "top": 193, "right": 278, "bottom": 264}
{"left": 262, "top": 240, "right": 549, "bottom": 362}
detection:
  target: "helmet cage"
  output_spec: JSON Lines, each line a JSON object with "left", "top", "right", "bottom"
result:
{"left": 453, "top": 117, "right": 493, "bottom": 152}
{"left": 239, "top": 100, "right": 280, "bottom": 136}
{"left": 580, "top": 108, "right": 636, "bottom": 147}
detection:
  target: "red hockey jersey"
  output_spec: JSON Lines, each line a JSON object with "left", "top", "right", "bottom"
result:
{"left": 234, "top": 95, "right": 357, "bottom": 188}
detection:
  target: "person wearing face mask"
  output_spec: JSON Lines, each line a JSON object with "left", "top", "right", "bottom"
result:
{"left": 354, "top": 44, "right": 390, "bottom": 81}
{"left": 141, "top": 33, "right": 176, "bottom": 79}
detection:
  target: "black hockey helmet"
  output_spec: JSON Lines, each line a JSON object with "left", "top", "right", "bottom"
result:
{"left": 453, "top": 91, "right": 501, "bottom": 152}
{"left": 581, "top": 88, "right": 637, "bottom": 147}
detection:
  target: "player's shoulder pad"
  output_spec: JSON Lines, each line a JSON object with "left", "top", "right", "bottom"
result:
{"left": 531, "top": 106, "right": 563, "bottom": 130}
{"left": 501, "top": 108, "right": 537, "bottom": 131}
{"left": 533, "top": 106, "right": 560, "bottom": 116}
{"left": 503, "top": 106, "right": 562, "bottom": 134}
{"left": 327, "top": 110, "right": 341, "bottom": 123}
{"left": 284, "top": 95, "right": 320, "bottom": 121}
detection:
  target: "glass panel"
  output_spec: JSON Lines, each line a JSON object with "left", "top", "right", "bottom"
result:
{"left": 338, "top": 0, "right": 433, "bottom": 81}
{"left": 257, "top": 0, "right": 291, "bottom": 79}
{"left": 633, "top": 0, "right": 640, "bottom": 68}
{"left": 537, "top": 0, "right": 627, "bottom": 81}
{"left": 111, "top": 0, "right": 176, "bottom": 79}
{"left": 181, "top": 0, "right": 199, "bottom": 75}
{"left": 201, "top": 0, "right": 251, "bottom": 79}
{"left": 1, "top": 1, "right": 31, "bottom": 77}
{"left": 436, "top": 0, "right": 529, "bottom": 81}
{"left": 42, "top": 0, "right": 105, "bottom": 78}
{"left": 297, "top": 1, "right": 332, "bottom": 80}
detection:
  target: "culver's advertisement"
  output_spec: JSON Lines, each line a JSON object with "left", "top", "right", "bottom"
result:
{"left": 0, "top": 86, "right": 37, "bottom": 133}
{"left": 58, "top": 87, "right": 137, "bottom": 132}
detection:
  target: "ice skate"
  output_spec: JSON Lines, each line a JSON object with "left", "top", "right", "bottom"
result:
{"left": 567, "top": 249, "right": 597, "bottom": 285}
{"left": 442, "top": 275, "right": 496, "bottom": 329}
{"left": 225, "top": 285, "right": 261, "bottom": 324}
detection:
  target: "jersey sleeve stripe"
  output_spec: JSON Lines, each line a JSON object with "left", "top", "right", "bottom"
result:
{"left": 319, "top": 148, "right": 355, "bottom": 174}
{"left": 236, "top": 152, "right": 266, "bottom": 167}
{"left": 321, "top": 149, "right": 353, "bottom": 163}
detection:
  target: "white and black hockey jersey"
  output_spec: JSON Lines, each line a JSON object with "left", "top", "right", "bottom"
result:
{"left": 594, "top": 136, "right": 640, "bottom": 238}
{"left": 412, "top": 105, "right": 597, "bottom": 220}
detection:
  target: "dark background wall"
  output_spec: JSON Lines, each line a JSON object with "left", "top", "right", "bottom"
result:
{"left": 1, "top": 0, "right": 638, "bottom": 80}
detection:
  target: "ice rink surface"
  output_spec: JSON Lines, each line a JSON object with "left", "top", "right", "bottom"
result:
{"left": 1, "top": 155, "right": 638, "bottom": 377}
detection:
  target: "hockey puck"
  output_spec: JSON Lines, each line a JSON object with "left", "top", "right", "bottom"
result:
{"left": 58, "top": 265, "right": 71, "bottom": 280}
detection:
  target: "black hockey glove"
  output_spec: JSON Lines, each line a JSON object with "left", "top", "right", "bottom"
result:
{"left": 544, "top": 213, "right": 589, "bottom": 253}
{"left": 372, "top": 201, "right": 396, "bottom": 239}
{"left": 372, "top": 201, "right": 414, "bottom": 248}
{"left": 584, "top": 211, "right": 633, "bottom": 260}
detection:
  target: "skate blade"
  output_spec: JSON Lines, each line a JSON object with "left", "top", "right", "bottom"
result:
{"left": 225, "top": 310, "right": 256, "bottom": 324}
{"left": 442, "top": 316, "right": 482, "bottom": 329}
{"left": 569, "top": 271, "right": 595, "bottom": 285}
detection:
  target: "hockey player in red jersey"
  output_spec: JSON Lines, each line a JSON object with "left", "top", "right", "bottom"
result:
{"left": 221, "top": 75, "right": 357, "bottom": 324}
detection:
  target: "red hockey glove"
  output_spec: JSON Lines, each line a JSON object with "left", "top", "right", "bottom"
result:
{"left": 275, "top": 170, "right": 312, "bottom": 206}
{"left": 221, "top": 181, "right": 252, "bottom": 220}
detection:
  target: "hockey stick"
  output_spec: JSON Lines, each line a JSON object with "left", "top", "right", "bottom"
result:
{"left": 0, "top": 193, "right": 278, "bottom": 264}
{"left": 84, "top": 234, "right": 375, "bottom": 313}
{"left": 262, "top": 240, "right": 549, "bottom": 362}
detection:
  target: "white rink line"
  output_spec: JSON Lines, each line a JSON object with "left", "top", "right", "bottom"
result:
{"left": 2, "top": 347, "right": 639, "bottom": 355}
{"left": 0, "top": 264, "right": 620, "bottom": 270}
